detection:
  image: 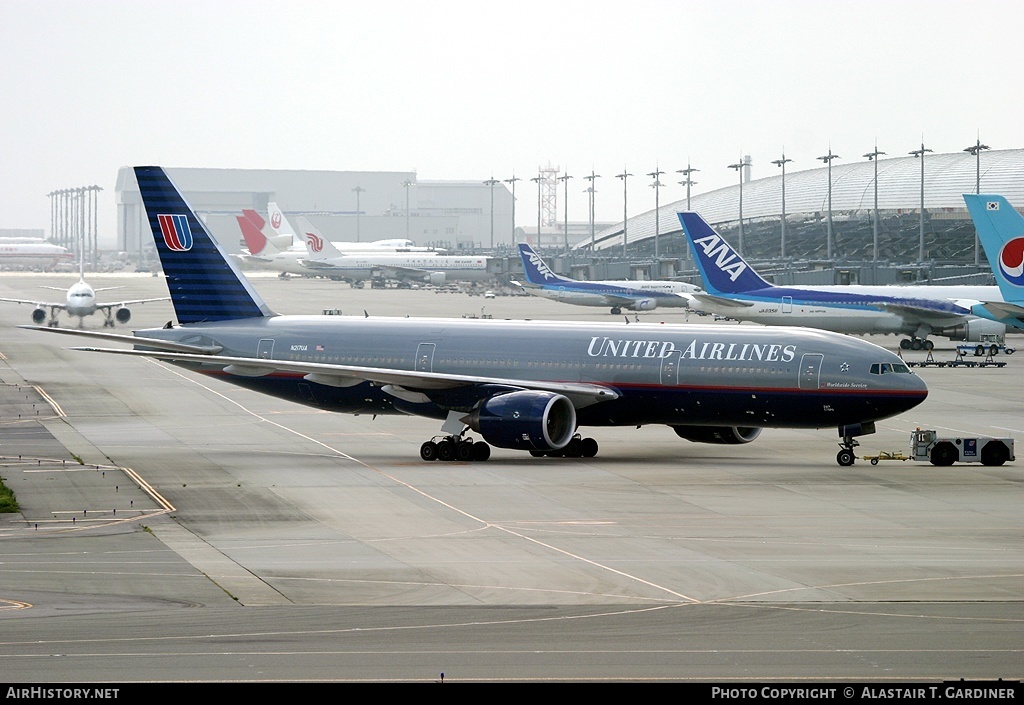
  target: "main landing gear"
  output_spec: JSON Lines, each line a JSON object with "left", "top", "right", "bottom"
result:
{"left": 529, "top": 434, "right": 599, "bottom": 458}
{"left": 420, "top": 435, "right": 491, "bottom": 462}
{"left": 836, "top": 434, "right": 860, "bottom": 467}
{"left": 899, "top": 337, "right": 934, "bottom": 351}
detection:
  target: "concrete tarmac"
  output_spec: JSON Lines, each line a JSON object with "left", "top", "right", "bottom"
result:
{"left": 0, "top": 271, "right": 1021, "bottom": 683}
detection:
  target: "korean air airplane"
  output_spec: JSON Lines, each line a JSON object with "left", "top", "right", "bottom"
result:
{"left": 679, "top": 211, "right": 1007, "bottom": 350}
{"left": 23, "top": 167, "right": 929, "bottom": 467}
{"left": 516, "top": 243, "right": 700, "bottom": 315}
{"left": 963, "top": 194, "right": 1024, "bottom": 331}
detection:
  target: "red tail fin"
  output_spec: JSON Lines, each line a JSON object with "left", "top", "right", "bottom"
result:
{"left": 237, "top": 215, "right": 268, "bottom": 255}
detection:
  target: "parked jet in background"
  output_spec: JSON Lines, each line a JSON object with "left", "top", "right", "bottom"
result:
{"left": 514, "top": 243, "right": 700, "bottom": 315}
{"left": 0, "top": 239, "right": 74, "bottom": 270}
{"left": 678, "top": 211, "right": 1007, "bottom": 350}
{"left": 0, "top": 246, "right": 168, "bottom": 327}
{"left": 300, "top": 228, "right": 489, "bottom": 286}
{"left": 24, "top": 167, "right": 929, "bottom": 467}
{"left": 963, "top": 194, "right": 1024, "bottom": 331}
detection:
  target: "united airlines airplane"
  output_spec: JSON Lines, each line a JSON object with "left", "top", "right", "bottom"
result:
{"left": 963, "top": 194, "right": 1024, "bottom": 331}
{"left": 515, "top": 243, "right": 700, "bottom": 315}
{"left": 23, "top": 167, "right": 929, "bottom": 467}
{"left": 679, "top": 212, "right": 1007, "bottom": 350}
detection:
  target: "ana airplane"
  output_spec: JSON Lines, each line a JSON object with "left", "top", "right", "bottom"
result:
{"left": 678, "top": 211, "right": 1007, "bottom": 350}
{"left": 23, "top": 167, "right": 929, "bottom": 467}
{"left": 0, "top": 247, "right": 168, "bottom": 328}
{"left": 299, "top": 228, "right": 490, "bottom": 286}
{"left": 963, "top": 194, "right": 1024, "bottom": 331}
{"left": 0, "top": 239, "right": 74, "bottom": 270}
{"left": 515, "top": 243, "right": 701, "bottom": 315}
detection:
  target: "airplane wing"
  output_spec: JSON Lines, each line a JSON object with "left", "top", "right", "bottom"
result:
{"left": 972, "top": 301, "right": 1024, "bottom": 330}
{"left": 95, "top": 297, "right": 171, "bottom": 311}
{"left": 689, "top": 292, "right": 755, "bottom": 309}
{"left": 68, "top": 346, "right": 621, "bottom": 409}
{"left": 0, "top": 296, "right": 64, "bottom": 309}
{"left": 20, "top": 325, "right": 618, "bottom": 408}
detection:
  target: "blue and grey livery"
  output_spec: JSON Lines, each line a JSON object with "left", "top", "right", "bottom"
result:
{"left": 679, "top": 211, "right": 1008, "bottom": 351}
{"left": 24, "top": 167, "right": 929, "bottom": 467}
{"left": 516, "top": 243, "right": 698, "bottom": 315}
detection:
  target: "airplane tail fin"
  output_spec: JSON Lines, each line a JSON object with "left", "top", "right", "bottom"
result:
{"left": 517, "top": 243, "right": 569, "bottom": 285}
{"left": 677, "top": 212, "right": 772, "bottom": 294}
{"left": 964, "top": 194, "right": 1024, "bottom": 303}
{"left": 267, "top": 202, "right": 297, "bottom": 239}
{"left": 237, "top": 215, "right": 274, "bottom": 255}
{"left": 135, "top": 166, "right": 275, "bottom": 324}
{"left": 297, "top": 216, "right": 344, "bottom": 260}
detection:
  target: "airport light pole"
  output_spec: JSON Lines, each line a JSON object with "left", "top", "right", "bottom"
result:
{"left": 771, "top": 154, "right": 793, "bottom": 258}
{"left": 727, "top": 159, "right": 745, "bottom": 256}
{"left": 402, "top": 179, "right": 413, "bottom": 242}
{"left": 909, "top": 142, "right": 932, "bottom": 262}
{"left": 483, "top": 178, "right": 499, "bottom": 249}
{"left": 584, "top": 171, "right": 600, "bottom": 251}
{"left": 616, "top": 169, "right": 632, "bottom": 259}
{"left": 648, "top": 168, "right": 665, "bottom": 260}
{"left": 863, "top": 145, "right": 886, "bottom": 262}
{"left": 352, "top": 185, "right": 364, "bottom": 242}
{"left": 530, "top": 174, "right": 544, "bottom": 246}
{"left": 557, "top": 172, "right": 573, "bottom": 255}
{"left": 504, "top": 175, "right": 520, "bottom": 246}
{"left": 816, "top": 149, "right": 840, "bottom": 259}
{"left": 677, "top": 163, "right": 698, "bottom": 211}
{"left": 964, "top": 137, "right": 990, "bottom": 265}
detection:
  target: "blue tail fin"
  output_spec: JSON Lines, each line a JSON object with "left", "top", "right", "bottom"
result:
{"left": 518, "top": 244, "right": 570, "bottom": 286}
{"left": 135, "top": 166, "right": 275, "bottom": 324}
{"left": 677, "top": 212, "right": 772, "bottom": 294}
{"left": 963, "top": 194, "right": 1024, "bottom": 304}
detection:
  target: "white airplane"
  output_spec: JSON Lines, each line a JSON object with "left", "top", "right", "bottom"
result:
{"left": 299, "top": 229, "right": 490, "bottom": 285}
{"left": 679, "top": 211, "right": 1007, "bottom": 350}
{"left": 514, "top": 243, "right": 700, "bottom": 315}
{"left": 0, "top": 250, "right": 168, "bottom": 328}
{"left": 0, "top": 239, "right": 74, "bottom": 270}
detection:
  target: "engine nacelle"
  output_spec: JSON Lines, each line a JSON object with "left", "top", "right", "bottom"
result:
{"left": 939, "top": 317, "right": 1006, "bottom": 342}
{"left": 115, "top": 307, "right": 132, "bottom": 323}
{"left": 671, "top": 425, "right": 762, "bottom": 444}
{"left": 31, "top": 308, "right": 46, "bottom": 324}
{"left": 632, "top": 298, "right": 657, "bottom": 311}
{"left": 463, "top": 391, "right": 576, "bottom": 451}
{"left": 427, "top": 271, "right": 446, "bottom": 286}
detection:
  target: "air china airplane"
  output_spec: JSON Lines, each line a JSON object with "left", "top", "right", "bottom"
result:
{"left": 23, "top": 167, "right": 929, "bottom": 467}
{"left": 514, "top": 243, "right": 700, "bottom": 315}
{"left": 963, "top": 194, "right": 1024, "bottom": 331}
{"left": 678, "top": 211, "right": 1007, "bottom": 350}
{"left": 0, "top": 250, "right": 168, "bottom": 327}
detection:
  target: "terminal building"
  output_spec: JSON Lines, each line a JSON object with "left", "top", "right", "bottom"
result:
{"left": 572, "top": 148, "right": 1024, "bottom": 286}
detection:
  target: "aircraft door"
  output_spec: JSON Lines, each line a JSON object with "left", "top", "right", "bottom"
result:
{"left": 798, "top": 353, "right": 823, "bottom": 389}
{"left": 416, "top": 343, "right": 436, "bottom": 372}
{"left": 782, "top": 296, "right": 793, "bottom": 314}
{"left": 257, "top": 338, "right": 275, "bottom": 359}
{"left": 557, "top": 286, "right": 566, "bottom": 300}
{"left": 660, "top": 351, "right": 681, "bottom": 386}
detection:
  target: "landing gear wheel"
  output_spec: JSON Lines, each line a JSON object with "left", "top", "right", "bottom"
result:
{"left": 563, "top": 437, "right": 583, "bottom": 458}
{"left": 472, "top": 442, "right": 491, "bottom": 461}
{"left": 581, "top": 437, "right": 599, "bottom": 457}
{"left": 530, "top": 450, "right": 547, "bottom": 457}
{"left": 836, "top": 449, "right": 856, "bottom": 467}
{"left": 437, "top": 440, "right": 456, "bottom": 461}
{"left": 420, "top": 441, "right": 438, "bottom": 461}
{"left": 456, "top": 440, "right": 475, "bottom": 462}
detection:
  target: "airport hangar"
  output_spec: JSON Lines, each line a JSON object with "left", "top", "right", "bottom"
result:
{"left": 114, "top": 166, "right": 517, "bottom": 264}
{"left": 567, "top": 148, "right": 1024, "bottom": 287}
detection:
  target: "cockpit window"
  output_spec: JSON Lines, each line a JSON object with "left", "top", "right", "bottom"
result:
{"left": 870, "top": 362, "right": 911, "bottom": 374}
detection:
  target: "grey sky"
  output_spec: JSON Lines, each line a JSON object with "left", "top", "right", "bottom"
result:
{"left": 2, "top": 0, "right": 1021, "bottom": 243}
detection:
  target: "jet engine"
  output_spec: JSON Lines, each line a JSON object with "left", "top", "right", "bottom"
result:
{"left": 938, "top": 317, "right": 1006, "bottom": 342}
{"left": 31, "top": 308, "right": 46, "bottom": 324}
{"left": 631, "top": 298, "right": 657, "bottom": 311}
{"left": 427, "top": 272, "right": 446, "bottom": 286}
{"left": 671, "top": 425, "right": 762, "bottom": 444}
{"left": 116, "top": 307, "right": 131, "bottom": 324}
{"left": 462, "top": 391, "right": 576, "bottom": 451}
